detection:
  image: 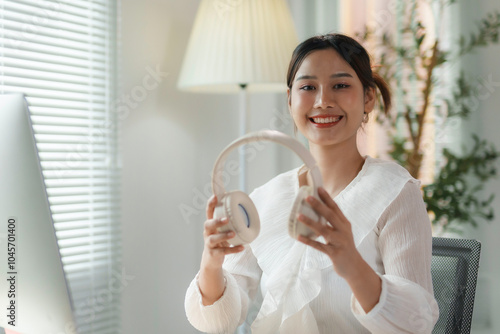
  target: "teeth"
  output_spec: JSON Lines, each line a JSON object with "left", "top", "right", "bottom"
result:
{"left": 312, "top": 116, "right": 341, "bottom": 123}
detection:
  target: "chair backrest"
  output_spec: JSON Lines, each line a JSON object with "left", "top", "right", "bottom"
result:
{"left": 431, "top": 237, "right": 481, "bottom": 334}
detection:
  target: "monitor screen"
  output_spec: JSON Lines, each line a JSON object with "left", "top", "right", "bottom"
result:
{"left": 0, "top": 94, "right": 77, "bottom": 334}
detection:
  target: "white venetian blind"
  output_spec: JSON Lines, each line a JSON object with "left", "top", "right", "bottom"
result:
{"left": 0, "top": 0, "right": 121, "bottom": 333}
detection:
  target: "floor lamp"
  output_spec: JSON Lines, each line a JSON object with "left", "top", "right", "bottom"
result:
{"left": 177, "top": 0, "right": 298, "bottom": 192}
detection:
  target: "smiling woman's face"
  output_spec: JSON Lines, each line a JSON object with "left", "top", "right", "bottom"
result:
{"left": 287, "top": 48, "right": 375, "bottom": 149}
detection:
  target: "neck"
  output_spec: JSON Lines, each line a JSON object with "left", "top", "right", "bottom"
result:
{"left": 308, "top": 138, "right": 365, "bottom": 198}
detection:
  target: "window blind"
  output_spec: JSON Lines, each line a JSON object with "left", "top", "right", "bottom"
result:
{"left": 0, "top": 0, "right": 121, "bottom": 333}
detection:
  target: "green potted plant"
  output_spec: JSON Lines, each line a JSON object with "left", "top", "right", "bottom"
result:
{"left": 358, "top": 1, "right": 500, "bottom": 234}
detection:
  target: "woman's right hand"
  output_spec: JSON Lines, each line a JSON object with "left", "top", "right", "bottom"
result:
{"left": 198, "top": 195, "right": 244, "bottom": 305}
{"left": 201, "top": 195, "right": 245, "bottom": 269}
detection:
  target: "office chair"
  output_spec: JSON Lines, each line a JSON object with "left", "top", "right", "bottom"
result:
{"left": 431, "top": 237, "right": 481, "bottom": 334}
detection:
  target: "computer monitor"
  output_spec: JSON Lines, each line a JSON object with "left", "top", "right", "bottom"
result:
{"left": 0, "top": 94, "right": 77, "bottom": 333}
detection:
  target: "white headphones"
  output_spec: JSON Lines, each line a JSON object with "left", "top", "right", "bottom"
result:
{"left": 211, "top": 130, "right": 323, "bottom": 246}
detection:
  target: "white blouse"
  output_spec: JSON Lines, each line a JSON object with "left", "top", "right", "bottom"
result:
{"left": 185, "top": 157, "right": 439, "bottom": 333}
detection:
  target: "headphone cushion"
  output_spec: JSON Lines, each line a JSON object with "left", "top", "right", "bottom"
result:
{"left": 289, "top": 186, "right": 319, "bottom": 240}
{"left": 214, "top": 191, "right": 260, "bottom": 246}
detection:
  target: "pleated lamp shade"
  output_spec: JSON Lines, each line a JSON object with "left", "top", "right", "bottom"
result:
{"left": 178, "top": 0, "right": 299, "bottom": 93}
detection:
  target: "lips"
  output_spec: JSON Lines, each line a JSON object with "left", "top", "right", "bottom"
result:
{"left": 310, "top": 116, "right": 342, "bottom": 124}
{"left": 309, "top": 115, "right": 343, "bottom": 127}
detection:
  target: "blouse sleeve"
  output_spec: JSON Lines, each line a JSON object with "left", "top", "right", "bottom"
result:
{"left": 350, "top": 180, "right": 440, "bottom": 334}
{"left": 184, "top": 245, "right": 262, "bottom": 334}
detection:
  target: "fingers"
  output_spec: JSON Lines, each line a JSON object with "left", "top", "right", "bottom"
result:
{"left": 297, "top": 213, "right": 343, "bottom": 254}
{"left": 206, "top": 243, "right": 245, "bottom": 258}
{"left": 206, "top": 230, "right": 236, "bottom": 248}
{"left": 305, "top": 195, "right": 337, "bottom": 228}
{"left": 203, "top": 196, "right": 244, "bottom": 264}
{"left": 204, "top": 216, "right": 228, "bottom": 235}
{"left": 306, "top": 187, "right": 348, "bottom": 228}
{"left": 224, "top": 244, "right": 245, "bottom": 254}
{"left": 297, "top": 212, "right": 341, "bottom": 241}
{"left": 317, "top": 187, "right": 338, "bottom": 210}
{"left": 318, "top": 187, "right": 348, "bottom": 223}
{"left": 204, "top": 216, "right": 245, "bottom": 254}
{"left": 297, "top": 213, "right": 329, "bottom": 237}
{"left": 206, "top": 195, "right": 218, "bottom": 220}
{"left": 298, "top": 234, "right": 326, "bottom": 253}
{"left": 205, "top": 229, "right": 245, "bottom": 256}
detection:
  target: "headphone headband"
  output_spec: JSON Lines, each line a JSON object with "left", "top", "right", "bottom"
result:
{"left": 211, "top": 130, "right": 322, "bottom": 197}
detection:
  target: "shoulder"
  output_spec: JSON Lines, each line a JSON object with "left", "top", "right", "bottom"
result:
{"left": 350, "top": 156, "right": 420, "bottom": 198}
{"left": 336, "top": 157, "right": 421, "bottom": 228}
{"left": 362, "top": 158, "right": 429, "bottom": 228}
{"left": 363, "top": 156, "right": 419, "bottom": 186}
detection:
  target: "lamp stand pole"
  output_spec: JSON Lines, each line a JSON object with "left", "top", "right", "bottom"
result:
{"left": 239, "top": 83, "right": 248, "bottom": 192}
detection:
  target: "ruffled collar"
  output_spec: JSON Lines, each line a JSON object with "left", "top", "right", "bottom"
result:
{"left": 248, "top": 156, "right": 414, "bottom": 334}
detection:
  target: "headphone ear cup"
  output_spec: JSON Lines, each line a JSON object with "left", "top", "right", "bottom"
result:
{"left": 289, "top": 186, "right": 320, "bottom": 240}
{"left": 213, "top": 191, "right": 260, "bottom": 246}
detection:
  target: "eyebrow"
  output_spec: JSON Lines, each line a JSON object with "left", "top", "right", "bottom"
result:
{"left": 295, "top": 72, "right": 353, "bottom": 81}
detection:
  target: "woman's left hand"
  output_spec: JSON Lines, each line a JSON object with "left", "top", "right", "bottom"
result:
{"left": 298, "top": 186, "right": 382, "bottom": 312}
{"left": 297, "top": 186, "right": 364, "bottom": 280}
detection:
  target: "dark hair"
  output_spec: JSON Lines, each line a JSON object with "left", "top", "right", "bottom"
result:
{"left": 286, "top": 33, "right": 391, "bottom": 114}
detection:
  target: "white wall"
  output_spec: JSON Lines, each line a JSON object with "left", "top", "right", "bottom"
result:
{"left": 459, "top": 1, "right": 500, "bottom": 333}
{"left": 119, "top": 0, "right": 297, "bottom": 333}
{"left": 120, "top": 1, "right": 200, "bottom": 332}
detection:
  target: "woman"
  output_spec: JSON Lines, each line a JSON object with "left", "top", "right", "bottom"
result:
{"left": 185, "top": 33, "right": 439, "bottom": 334}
